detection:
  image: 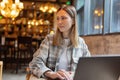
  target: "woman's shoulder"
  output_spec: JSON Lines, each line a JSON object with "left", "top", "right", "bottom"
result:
{"left": 44, "top": 34, "right": 54, "bottom": 43}
{"left": 78, "top": 36, "right": 87, "bottom": 45}
{"left": 78, "top": 36, "right": 85, "bottom": 42}
{"left": 45, "top": 34, "right": 54, "bottom": 39}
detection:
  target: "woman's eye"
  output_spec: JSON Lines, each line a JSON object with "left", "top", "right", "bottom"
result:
{"left": 61, "top": 17, "right": 66, "bottom": 20}
{"left": 56, "top": 17, "right": 67, "bottom": 21}
{"left": 57, "top": 18, "right": 59, "bottom": 20}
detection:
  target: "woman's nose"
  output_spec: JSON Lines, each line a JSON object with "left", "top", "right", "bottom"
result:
{"left": 57, "top": 19, "right": 62, "bottom": 24}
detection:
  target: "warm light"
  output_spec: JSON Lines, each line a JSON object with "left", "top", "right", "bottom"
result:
{"left": 3, "top": 27, "right": 6, "bottom": 30}
{"left": 28, "top": 25, "right": 31, "bottom": 28}
{"left": 52, "top": 7, "right": 57, "bottom": 12}
{"left": 35, "top": 22, "right": 39, "bottom": 26}
{"left": 31, "top": 21, "right": 34, "bottom": 25}
{"left": 44, "top": 6, "right": 48, "bottom": 10}
{"left": 15, "top": 0, "right": 20, "bottom": 3}
{"left": 94, "top": 25, "right": 103, "bottom": 29}
{"left": 28, "top": 19, "right": 50, "bottom": 26}
{"left": 0, "top": 0, "right": 24, "bottom": 19}
{"left": 44, "top": 20, "right": 50, "bottom": 25}
{"left": 94, "top": 10, "right": 98, "bottom": 14}
{"left": 50, "top": 30, "right": 54, "bottom": 34}
{"left": 28, "top": 21, "right": 31, "bottom": 25}
{"left": 28, "top": 20, "right": 35, "bottom": 26}
{"left": 48, "top": 10, "right": 52, "bottom": 13}
{"left": 39, "top": 2, "right": 59, "bottom": 13}
{"left": 101, "top": 10, "right": 104, "bottom": 14}
{"left": 100, "top": 25, "right": 103, "bottom": 28}
{"left": 98, "top": 13, "right": 101, "bottom": 16}
{"left": 94, "top": 9, "right": 104, "bottom": 16}
{"left": 40, "top": 29, "right": 43, "bottom": 33}
{"left": 94, "top": 25, "right": 100, "bottom": 29}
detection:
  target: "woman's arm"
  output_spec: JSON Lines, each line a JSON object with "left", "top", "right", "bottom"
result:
{"left": 29, "top": 35, "right": 52, "bottom": 78}
{"left": 79, "top": 37, "right": 91, "bottom": 57}
{"left": 44, "top": 70, "right": 73, "bottom": 80}
{"left": 82, "top": 39, "right": 91, "bottom": 57}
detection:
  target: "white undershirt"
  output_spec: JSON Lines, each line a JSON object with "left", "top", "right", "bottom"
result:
{"left": 58, "top": 39, "right": 70, "bottom": 71}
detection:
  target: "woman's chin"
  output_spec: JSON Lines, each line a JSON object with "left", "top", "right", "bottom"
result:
{"left": 59, "top": 30, "right": 64, "bottom": 32}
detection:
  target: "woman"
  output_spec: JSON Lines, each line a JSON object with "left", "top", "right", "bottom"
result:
{"left": 29, "top": 5, "right": 91, "bottom": 80}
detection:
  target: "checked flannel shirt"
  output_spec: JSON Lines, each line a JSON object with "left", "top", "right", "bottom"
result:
{"left": 29, "top": 34, "right": 91, "bottom": 78}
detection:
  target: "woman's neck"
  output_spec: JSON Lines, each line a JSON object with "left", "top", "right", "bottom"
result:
{"left": 63, "top": 32, "right": 69, "bottom": 39}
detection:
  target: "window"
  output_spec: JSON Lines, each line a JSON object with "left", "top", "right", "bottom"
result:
{"left": 83, "top": 0, "right": 104, "bottom": 35}
{"left": 76, "top": 0, "right": 120, "bottom": 35}
{"left": 110, "top": 0, "right": 120, "bottom": 33}
{"left": 77, "top": 7, "right": 84, "bottom": 35}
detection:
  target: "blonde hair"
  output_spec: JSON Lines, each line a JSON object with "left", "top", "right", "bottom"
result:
{"left": 53, "top": 5, "right": 79, "bottom": 48}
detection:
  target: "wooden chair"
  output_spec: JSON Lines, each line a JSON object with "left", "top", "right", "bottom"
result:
{"left": 32, "top": 38, "right": 42, "bottom": 52}
{"left": 5, "top": 37, "right": 16, "bottom": 57}
{"left": 26, "top": 67, "right": 48, "bottom": 80}
{"left": 0, "top": 36, "right": 7, "bottom": 69}
{"left": 0, "top": 61, "right": 3, "bottom": 80}
{"left": 26, "top": 74, "right": 46, "bottom": 80}
{"left": 16, "top": 36, "right": 33, "bottom": 73}
{"left": 0, "top": 45, "right": 7, "bottom": 69}
{"left": 5, "top": 37, "right": 16, "bottom": 68}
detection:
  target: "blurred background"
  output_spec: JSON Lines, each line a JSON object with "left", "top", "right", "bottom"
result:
{"left": 0, "top": 0, "right": 120, "bottom": 80}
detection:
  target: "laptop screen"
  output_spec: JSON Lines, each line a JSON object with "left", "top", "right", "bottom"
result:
{"left": 74, "top": 56, "right": 120, "bottom": 80}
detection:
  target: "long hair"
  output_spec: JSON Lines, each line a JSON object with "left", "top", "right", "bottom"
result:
{"left": 53, "top": 5, "right": 79, "bottom": 48}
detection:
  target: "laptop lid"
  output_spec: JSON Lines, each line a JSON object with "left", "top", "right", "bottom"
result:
{"left": 73, "top": 56, "right": 120, "bottom": 80}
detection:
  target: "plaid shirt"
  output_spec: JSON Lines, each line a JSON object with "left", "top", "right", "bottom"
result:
{"left": 29, "top": 34, "right": 91, "bottom": 78}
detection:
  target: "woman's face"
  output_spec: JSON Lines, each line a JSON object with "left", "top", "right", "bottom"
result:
{"left": 56, "top": 9, "right": 73, "bottom": 33}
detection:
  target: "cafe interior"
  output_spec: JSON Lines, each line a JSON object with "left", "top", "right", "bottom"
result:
{"left": 0, "top": 0, "right": 74, "bottom": 76}
{"left": 0, "top": 0, "right": 120, "bottom": 80}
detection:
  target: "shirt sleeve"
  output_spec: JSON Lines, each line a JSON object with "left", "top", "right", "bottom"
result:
{"left": 29, "top": 35, "right": 52, "bottom": 78}
{"left": 81, "top": 38, "right": 91, "bottom": 57}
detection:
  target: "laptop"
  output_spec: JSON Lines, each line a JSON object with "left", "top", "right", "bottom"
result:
{"left": 73, "top": 56, "right": 120, "bottom": 80}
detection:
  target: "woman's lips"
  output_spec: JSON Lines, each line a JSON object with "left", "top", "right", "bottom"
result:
{"left": 59, "top": 26, "right": 64, "bottom": 28}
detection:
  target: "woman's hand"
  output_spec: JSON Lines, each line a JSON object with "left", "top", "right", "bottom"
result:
{"left": 44, "top": 70, "right": 65, "bottom": 80}
{"left": 44, "top": 70, "right": 73, "bottom": 80}
{"left": 57, "top": 70, "right": 73, "bottom": 80}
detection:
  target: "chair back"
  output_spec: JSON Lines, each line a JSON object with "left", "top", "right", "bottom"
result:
{"left": 17, "top": 36, "right": 32, "bottom": 52}
{"left": 18, "top": 36, "right": 32, "bottom": 45}
{"left": 16, "top": 36, "right": 33, "bottom": 73}
{"left": 5, "top": 37, "right": 16, "bottom": 46}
